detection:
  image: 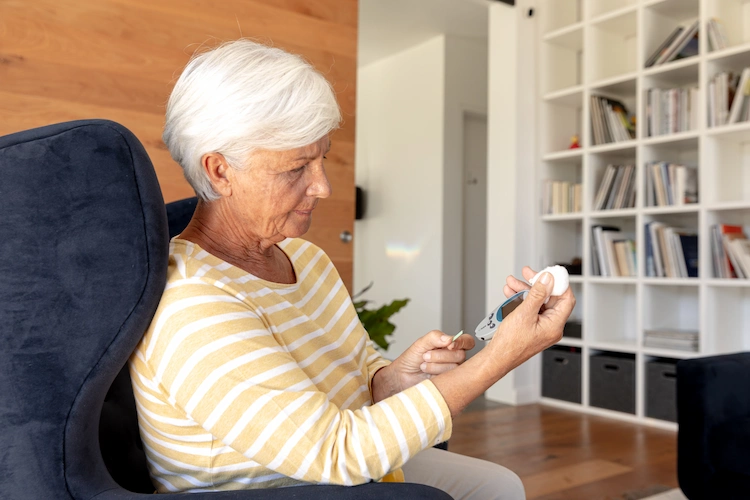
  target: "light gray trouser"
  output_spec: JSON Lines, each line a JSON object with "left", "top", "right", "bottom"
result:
{"left": 402, "top": 448, "right": 526, "bottom": 500}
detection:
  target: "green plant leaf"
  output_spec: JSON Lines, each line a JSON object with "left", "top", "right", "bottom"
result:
{"left": 355, "top": 298, "right": 409, "bottom": 351}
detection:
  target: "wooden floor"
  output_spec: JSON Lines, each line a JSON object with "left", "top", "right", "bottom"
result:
{"left": 450, "top": 402, "right": 678, "bottom": 500}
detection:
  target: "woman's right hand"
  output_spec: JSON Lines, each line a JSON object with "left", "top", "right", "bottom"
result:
{"left": 413, "top": 271, "right": 576, "bottom": 418}
{"left": 487, "top": 270, "right": 576, "bottom": 370}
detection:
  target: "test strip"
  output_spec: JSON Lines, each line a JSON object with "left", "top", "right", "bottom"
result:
{"left": 452, "top": 330, "right": 464, "bottom": 342}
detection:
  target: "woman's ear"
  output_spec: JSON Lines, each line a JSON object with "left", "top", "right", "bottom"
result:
{"left": 201, "top": 153, "right": 232, "bottom": 197}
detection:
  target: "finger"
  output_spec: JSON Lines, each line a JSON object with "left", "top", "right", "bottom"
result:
{"left": 418, "top": 330, "right": 453, "bottom": 351}
{"left": 420, "top": 362, "right": 460, "bottom": 376}
{"left": 521, "top": 266, "right": 538, "bottom": 282}
{"left": 449, "top": 334, "right": 475, "bottom": 352}
{"left": 423, "top": 348, "right": 466, "bottom": 364}
{"left": 505, "top": 275, "right": 530, "bottom": 297}
{"left": 521, "top": 272, "right": 553, "bottom": 314}
{"left": 540, "top": 284, "right": 576, "bottom": 319}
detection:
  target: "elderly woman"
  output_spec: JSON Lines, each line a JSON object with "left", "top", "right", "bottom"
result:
{"left": 129, "top": 40, "right": 575, "bottom": 498}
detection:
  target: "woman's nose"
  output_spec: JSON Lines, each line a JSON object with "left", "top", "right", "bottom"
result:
{"left": 308, "top": 163, "right": 332, "bottom": 199}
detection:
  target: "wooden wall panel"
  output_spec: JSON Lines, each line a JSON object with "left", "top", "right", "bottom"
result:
{"left": 0, "top": 0, "right": 357, "bottom": 289}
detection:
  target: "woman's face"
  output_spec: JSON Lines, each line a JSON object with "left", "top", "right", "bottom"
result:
{"left": 228, "top": 135, "right": 332, "bottom": 242}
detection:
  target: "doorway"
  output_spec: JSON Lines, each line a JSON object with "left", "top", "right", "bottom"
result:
{"left": 461, "top": 112, "right": 488, "bottom": 358}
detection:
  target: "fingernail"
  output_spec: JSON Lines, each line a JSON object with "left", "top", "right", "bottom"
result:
{"left": 424, "top": 352, "right": 431, "bottom": 361}
{"left": 540, "top": 272, "right": 551, "bottom": 285}
{"left": 441, "top": 335, "right": 452, "bottom": 343}
{"left": 420, "top": 362, "right": 427, "bottom": 371}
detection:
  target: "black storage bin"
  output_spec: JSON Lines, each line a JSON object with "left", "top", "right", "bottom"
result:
{"left": 563, "top": 320, "right": 582, "bottom": 339}
{"left": 542, "top": 345, "right": 581, "bottom": 403}
{"left": 589, "top": 352, "right": 636, "bottom": 414}
{"left": 646, "top": 358, "right": 678, "bottom": 422}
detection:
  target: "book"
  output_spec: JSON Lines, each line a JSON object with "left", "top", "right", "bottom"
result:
{"left": 645, "top": 27, "right": 684, "bottom": 67}
{"left": 591, "top": 225, "right": 620, "bottom": 276}
{"left": 677, "top": 231, "right": 699, "bottom": 278}
{"left": 719, "top": 224, "right": 747, "bottom": 278}
{"left": 728, "top": 67, "right": 750, "bottom": 124}
{"left": 655, "top": 20, "right": 699, "bottom": 66}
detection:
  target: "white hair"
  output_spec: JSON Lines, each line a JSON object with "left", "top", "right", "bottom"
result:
{"left": 163, "top": 39, "right": 342, "bottom": 201}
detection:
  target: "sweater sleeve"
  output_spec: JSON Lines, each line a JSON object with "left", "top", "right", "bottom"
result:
{"left": 141, "top": 288, "right": 452, "bottom": 486}
{"left": 363, "top": 339, "right": 392, "bottom": 397}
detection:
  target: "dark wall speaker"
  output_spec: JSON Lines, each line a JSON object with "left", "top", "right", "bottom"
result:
{"left": 355, "top": 186, "right": 366, "bottom": 220}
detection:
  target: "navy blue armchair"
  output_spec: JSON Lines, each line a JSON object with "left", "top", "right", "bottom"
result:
{"left": 0, "top": 120, "right": 451, "bottom": 500}
{"left": 677, "top": 352, "right": 750, "bottom": 499}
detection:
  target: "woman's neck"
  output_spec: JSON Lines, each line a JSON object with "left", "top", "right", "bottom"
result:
{"left": 178, "top": 200, "right": 296, "bottom": 284}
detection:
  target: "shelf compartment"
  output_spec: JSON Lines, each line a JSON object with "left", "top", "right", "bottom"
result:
{"left": 704, "top": 132, "right": 750, "bottom": 204}
{"left": 643, "top": 285, "right": 700, "bottom": 350}
{"left": 706, "top": 207, "right": 750, "bottom": 279}
{"left": 705, "top": 285, "right": 750, "bottom": 353}
{"left": 538, "top": 219, "right": 583, "bottom": 274}
{"left": 541, "top": 99, "right": 584, "bottom": 154}
{"left": 590, "top": 148, "right": 637, "bottom": 213}
{"left": 642, "top": 63, "right": 700, "bottom": 139}
{"left": 590, "top": 214, "right": 637, "bottom": 277}
{"left": 587, "top": 283, "right": 636, "bottom": 345}
{"left": 565, "top": 281, "right": 584, "bottom": 338}
{"left": 643, "top": 0, "right": 700, "bottom": 71}
{"left": 539, "top": 0, "right": 582, "bottom": 36}
{"left": 642, "top": 138, "right": 699, "bottom": 209}
{"left": 542, "top": 29, "right": 583, "bottom": 94}
{"left": 589, "top": 78, "right": 637, "bottom": 147}
{"left": 643, "top": 212, "right": 700, "bottom": 279}
{"left": 541, "top": 154, "right": 582, "bottom": 216}
{"left": 706, "top": 0, "right": 750, "bottom": 51}
{"left": 589, "top": 9, "right": 637, "bottom": 82}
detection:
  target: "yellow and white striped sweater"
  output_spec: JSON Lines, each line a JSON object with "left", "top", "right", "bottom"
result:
{"left": 129, "top": 238, "right": 452, "bottom": 493}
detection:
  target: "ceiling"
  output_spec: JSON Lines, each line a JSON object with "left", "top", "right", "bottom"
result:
{"left": 358, "top": 0, "right": 494, "bottom": 67}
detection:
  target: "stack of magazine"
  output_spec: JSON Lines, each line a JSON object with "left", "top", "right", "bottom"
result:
{"left": 590, "top": 96, "right": 635, "bottom": 145}
{"left": 646, "top": 86, "right": 699, "bottom": 136}
{"left": 591, "top": 225, "right": 636, "bottom": 277}
{"left": 645, "top": 222, "right": 698, "bottom": 278}
{"left": 644, "top": 329, "right": 698, "bottom": 352}
{"left": 645, "top": 162, "right": 698, "bottom": 207}
{"left": 593, "top": 164, "right": 636, "bottom": 211}
{"left": 708, "top": 68, "right": 750, "bottom": 127}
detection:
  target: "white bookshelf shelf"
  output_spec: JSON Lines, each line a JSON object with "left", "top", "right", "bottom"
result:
{"left": 642, "top": 130, "right": 700, "bottom": 146}
{"left": 529, "top": 0, "right": 750, "bottom": 426}
{"left": 541, "top": 213, "right": 583, "bottom": 221}
{"left": 543, "top": 149, "right": 584, "bottom": 161}
{"left": 642, "top": 204, "right": 699, "bottom": 215}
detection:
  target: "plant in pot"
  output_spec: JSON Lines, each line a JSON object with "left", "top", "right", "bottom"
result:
{"left": 352, "top": 282, "right": 409, "bottom": 351}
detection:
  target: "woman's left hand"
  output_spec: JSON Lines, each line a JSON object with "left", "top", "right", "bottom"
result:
{"left": 372, "top": 331, "right": 475, "bottom": 401}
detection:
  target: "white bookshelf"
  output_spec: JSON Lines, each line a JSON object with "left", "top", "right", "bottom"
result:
{"left": 532, "top": 0, "right": 750, "bottom": 427}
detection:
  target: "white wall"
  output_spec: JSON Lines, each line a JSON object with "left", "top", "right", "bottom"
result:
{"left": 354, "top": 34, "right": 488, "bottom": 359}
{"left": 484, "top": 0, "right": 539, "bottom": 404}
{"left": 354, "top": 36, "right": 446, "bottom": 358}
{"left": 442, "top": 36, "right": 489, "bottom": 337}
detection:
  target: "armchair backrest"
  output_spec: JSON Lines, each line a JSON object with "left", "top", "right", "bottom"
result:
{"left": 0, "top": 120, "right": 169, "bottom": 499}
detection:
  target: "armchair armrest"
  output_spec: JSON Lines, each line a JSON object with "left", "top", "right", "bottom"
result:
{"left": 90, "top": 482, "right": 453, "bottom": 500}
{"left": 677, "top": 352, "right": 750, "bottom": 499}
